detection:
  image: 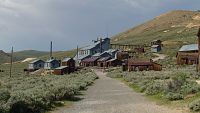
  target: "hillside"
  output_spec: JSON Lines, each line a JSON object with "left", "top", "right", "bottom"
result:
{"left": 0, "top": 50, "right": 11, "bottom": 64}
{"left": 0, "top": 49, "right": 76, "bottom": 64}
{"left": 112, "top": 10, "right": 200, "bottom": 57}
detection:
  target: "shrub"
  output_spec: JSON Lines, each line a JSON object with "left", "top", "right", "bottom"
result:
{"left": 189, "top": 99, "right": 200, "bottom": 112}
{"left": 145, "top": 81, "right": 164, "bottom": 95}
{"left": 164, "top": 92, "right": 183, "bottom": 101}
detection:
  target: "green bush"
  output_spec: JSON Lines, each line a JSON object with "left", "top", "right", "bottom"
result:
{"left": 145, "top": 81, "right": 164, "bottom": 95}
{"left": 0, "top": 66, "right": 98, "bottom": 113}
{"left": 164, "top": 92, "right": 183, "bottom": 101}
{"left": 189, "top": 99, "right": 200, "bottom": 112}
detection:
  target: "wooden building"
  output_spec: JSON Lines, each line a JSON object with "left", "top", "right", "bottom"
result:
{"left": 151, "top": 45, "right": 162, "bottom": 53}
{"left": 44, "top": 59, "right": 60, "bottom": 70}
{"left": 134, "top": 47, "right": 145, "bottom": 53}
{"left": 128, "top": 59, "right": 162, "bottom": 71}
{"left": 28, "top": 59, "right": 45, "bottom": 70}
{"left": 62, "top": 58, "right": 75, "bottom": 72}
{"left": 116, "top": 52, "right": 129, "bottom": 60}
{"left": 151, "top": 40, "right": 162, "bottom": 46}
{"left": 177, "top": 44, "right": 198, "bottom": 65}
{"left": 97, "top": 57, "right": 111, "bottom": 67}
{"left": 80, "top": 57, "right": 99, "bottom": 67}
{"left": 53, "top": 66, "right": 69, "bottom": 75}
{"left": 106, "top": 58, "right": 123, "bottom": 67}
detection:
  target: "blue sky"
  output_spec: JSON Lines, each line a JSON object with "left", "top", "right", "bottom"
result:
{"left": 0, "top": 0, "right": 199, "bottom": 52}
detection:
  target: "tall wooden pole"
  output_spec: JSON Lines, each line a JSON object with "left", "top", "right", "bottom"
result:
{"left": 50, "top": 41, "right": 53, "bottom": 59}
{"left": 10, "top": 46, "right": 13, "bottom": 78}
{"left": 197, "top": 28, "right": 200, "bottom": 72}
{"left": 76, "top": 45, "right": 79, "bottom": 66}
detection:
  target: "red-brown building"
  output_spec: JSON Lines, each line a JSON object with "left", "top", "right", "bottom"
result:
{"left": 176, "top": 44, "right": 198, "bottom": 65}
{"left": 80, "top": 57, "right": 100, "bottom": 67}
{"left": 97, "top": 57, "right": 111, "bottom": 67}
{"left": 128, "top": 59, "right": 162, "bottom": 71}
{"left": 53, "top": 66, "right": 69, "bottom": 75}
{"left": 106, "top": 58, "right": 123, "bottom": 67}
{"left": 62, "top": 58, "right": 75, "bottom": 72}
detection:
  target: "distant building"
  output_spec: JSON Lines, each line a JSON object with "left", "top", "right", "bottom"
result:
{"left": 177, "top": 44, "right": 198, "bottom": 65}
{"left": 97, "top": 57, "right": 112, "bottom": 67}
{"left": 44, "top": 59, "right": 60, "bottom": 70}
{"left": 151, "top": 45, "right": 162, "bottom": 53}
{"left": 28, "top": 59, "right": 45, "bottom": 70}
{"left": 53, "top": 66, "right": 69, "bottom": 75}
{"left": 74, "top": 38, "right": 110, "bottom": 63}
{"left": 61, "top": 58, "right": 75, "bottom": 72}
{"left": 151, "top": 40, "right": 162, "bottom": 53}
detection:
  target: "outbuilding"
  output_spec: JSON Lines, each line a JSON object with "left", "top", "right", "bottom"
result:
{"left": 151, "top": 45, "right": 162, "bottom": 53}
{"left": 97, "top": 57, "right": 112, "bottom": 67}
{"left": 177, "top": 44, "right": 198, "bottom": 65}
{"left": 44, "top": 59, "right": 60, "bottom": 70}
{"left": 80, "top": 57, "right": 99, "bottom": 67}
{"left": 62, "top": 58, "right": 75, "bottom": 72}
{"left": 128, "top": 59, "right": 162, "bottom": 71}
{"left": 106, "top": 58, "right": 122, "bottom": 67}
{"left": 53, "top": 66, "right": 69, "bottom": 75}
{"left": 28, "top": 59, "right": 45, "bottom": 70}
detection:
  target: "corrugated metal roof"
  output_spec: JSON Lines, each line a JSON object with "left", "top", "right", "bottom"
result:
{"left": 63, "top": 58, "right": 72, "bottom": 62}
{"left": 30, "top": 59, "right": 43, "bottom": 64}
{"left": 82, "top": 57, "right": 99, "bottom": 62}
{"left": 55, "top": 66, "right": 68, "bottom": 70}
{"left": 179, "top": 44, "right": 198, "bottom": 52}
{"left": 107, "top": 58, "right": 117, "bottom": 62}
{"left": 97, "top": 57, "right": 111, "bottom": 62}
{"left": 46, "top": 59, "right": 58, "bottom": 63}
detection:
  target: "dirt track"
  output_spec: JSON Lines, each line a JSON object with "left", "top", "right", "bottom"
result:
{"left": 53, "top": 70, "right": 184, "bottom": 113}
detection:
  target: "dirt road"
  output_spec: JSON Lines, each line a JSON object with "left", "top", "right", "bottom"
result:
{"left": 53, "top": 70, "right": 184, "bottom": 113}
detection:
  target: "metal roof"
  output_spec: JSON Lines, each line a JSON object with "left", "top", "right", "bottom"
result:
{"left": 30, "top": 59, "right": 44, "bottom": 64}
{"left": 55, "top": 66, "right": 68, "bottom": 70}
{"left": 46, "top": 59, "right": 58, "bottom": 63}
{"left": 82, "top": 57, "right": 99, "bottom": 62}
{"left": 63, "top": 58, "right": 72, "bottom": 62}
{"left": 179, "top": 44, "right": 198, "bottom": 52}
{"left": 97, "top": 57, "right": 111, "bottom": 62}
{"left": 80, "top": 38, "right": 110, "bottom": 50}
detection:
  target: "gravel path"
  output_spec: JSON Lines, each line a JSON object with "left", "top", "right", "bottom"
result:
{"left": 53, "top": 69, "right": 184, "bottom": 113}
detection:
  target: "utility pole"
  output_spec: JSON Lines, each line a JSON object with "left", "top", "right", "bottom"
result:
{"left": 100, "top": 38, "right": 103, "bottom": 53}
{"left": 197, "top": 28, "right": 200, "bottom": 72}
{"left": 76, "top": 45, "right": 79, "bottom": 66}
{"left": 50, "top": 41, "right": 53, "bottom": 59}
{"left": 10, "top": 46, "right": 13, "bottom": 78}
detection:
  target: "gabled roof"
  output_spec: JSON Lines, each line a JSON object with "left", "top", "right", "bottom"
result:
{"left": 74, "top": 54, "right": 91, "bottom": 60}
{"left": 30, "top": 59, "right": 44, "bottom": 64}
{"left": 97, "top": 57, "right": 111, "bottom": 62}
{"left": 63, "top": 58, "right": 73, "bottom": 62}
{"left": 81, "top": 38, "right": 110, "bottom": 50}
{"left": 179, "top": 44, "right": 198, "bottom": 52}
{"left": 82, "top": 57, "right": 99, "bottom": 62}
{"left": 46, "top": 59, "right": 59, "bottom": 63}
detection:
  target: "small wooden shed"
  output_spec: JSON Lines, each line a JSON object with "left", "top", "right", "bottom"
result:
{"left": 28, "top": 59, "right": 45, "bottom": 70}
{"left": 97, "top": 57, "right": 111, "bottom": 67}
{"left": 116, "top": 52, "right": 129, "bottom": 60}
{"left": 106, "top": 58, "right": 122, "bottom": 67}
{"left": 128, "top": 59, "right": 162, "bottom": 71}
{"left": 151, "top": 45, "right": 162, "bottom": 53}
{"left": 177, "top": 44, "right": 198, "bottom": 65}
{"left": 80, "top": 57, "right": 99, "bottom": 67}
{"left": 44, "top": 59, "right": 60, "bottom": 70}
{"left": 62, "top": 58, "right": 75, "bottom": 72}
{"left": 53, "top": 66, "right": 69, "bottom": 75}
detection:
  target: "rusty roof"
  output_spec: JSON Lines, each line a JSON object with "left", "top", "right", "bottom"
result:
{"left": 82, "top": 57, "right": 99, "bottom": 62}
{"left": 97, "top": 57, "right": 111, "bottom": 62}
